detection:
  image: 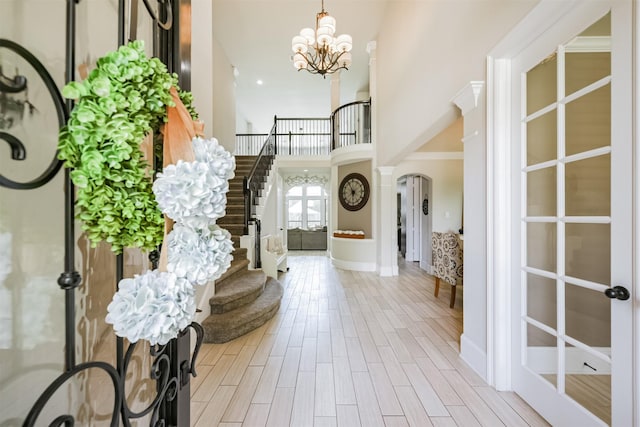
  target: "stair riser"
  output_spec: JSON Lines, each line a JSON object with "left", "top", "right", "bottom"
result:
{"left": 203, "top": 304, "right": 279, "bottom": 344}
{"left": 210, "top": 285, "right": 263, "bottom": 314}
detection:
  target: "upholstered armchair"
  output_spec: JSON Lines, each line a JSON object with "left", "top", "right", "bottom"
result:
{"left": 432, "top": 232, "right": 463, "bottom": 308}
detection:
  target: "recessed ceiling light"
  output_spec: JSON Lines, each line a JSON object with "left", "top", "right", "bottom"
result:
{"left": 304, "top": 169, "right": 308, "bottom": 172}
{"left": 256, "top": 80, "right": 263, "bottom": 85}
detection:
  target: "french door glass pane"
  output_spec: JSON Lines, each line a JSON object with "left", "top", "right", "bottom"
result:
{"left": 565, "top": 154, "right": 610, "bottom": 216}
{"left": 565, "top": 12, "right": 611, "bottom": 95}
{"left": 527, "top": 167, "right": 556, "bottom": 216}
{"left": 565, "top": 52, "right": 611, "bottom": 96}
{"left": 527, "top": 223, "right": 557, "bottom": 272}
{"left": 564, "top": 342, "right": 611, "bottom": 425}
{"left": 565, "top": 84, "right": 611, "bottom": 156}
{"left": 526, "top": 110, "right": 557, "bottom": 166}
{"left": 565, "top": 283, "right": 610, "bottom": 347}
{"left": 526, "top": 323, "right": 557, "bottom": 388}
{"left": 527, "top": 273, "right": 557, "bottom": 329}
{"left": 565, "top": 223, "right": 610, "bottom": 285}
{"left": 527, "top": 54, "right": 557, "bottom": 115}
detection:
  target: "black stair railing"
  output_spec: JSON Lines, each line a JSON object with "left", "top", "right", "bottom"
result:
{"left": 234, "top": 99, "right": 371, "bottom": 156}
{"left": 331, "top": 98, "right": 371, "bottom": 150}
{"left": 243, "top": 118, "right": 277, "bottom": 267}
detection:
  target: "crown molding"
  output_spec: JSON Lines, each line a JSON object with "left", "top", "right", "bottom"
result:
{"left": 565, "top": 36, "right": 610, "bottom": 52}
{"left": 452, "top": 81, "right": 485, "bottom": 115}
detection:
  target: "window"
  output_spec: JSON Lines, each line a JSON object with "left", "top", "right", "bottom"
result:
{"left": 286, "top": 183, "right": 327, "bottom": 229}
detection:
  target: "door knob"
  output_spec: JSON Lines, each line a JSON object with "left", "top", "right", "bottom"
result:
{"left": 604, "top": 285, "right": 630, "bottom": 301}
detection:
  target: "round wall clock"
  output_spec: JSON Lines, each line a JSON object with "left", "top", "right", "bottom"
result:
{"left": 339, "top": 173, "right": 370, "bottom": 211}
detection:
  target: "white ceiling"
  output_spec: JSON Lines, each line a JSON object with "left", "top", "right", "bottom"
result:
{"left": 212, "top": 0, "right": 389, "bottom": 133}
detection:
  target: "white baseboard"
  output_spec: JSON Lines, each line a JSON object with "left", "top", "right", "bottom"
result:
{"left": 331, "top": 257, "right": 377, "bottom": 272}
{"left": 460, "top": 333, "right": 488, "bottom": 381}
{"left": 194, "top": 281, "right": 215, "bottom": 324}
{"left": 378, "top": 265, "right": 399, "bottom": 276}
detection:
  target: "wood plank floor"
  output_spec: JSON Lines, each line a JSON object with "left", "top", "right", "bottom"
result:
{"left": 191, "top": 252, "right": 550, "bottom": 427}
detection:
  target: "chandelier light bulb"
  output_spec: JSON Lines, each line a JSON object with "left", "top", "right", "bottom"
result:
{"left": 316, "top": 27, "right": 333, "bottom": 46}
{"left": 293, "top": 53, "right": 308, "bottom": 70}
{"left": 292, "top": 35, "right": 308, "bottom": 53}
{"left": 319, "top": 15, "right": 336, "bottom": 34}
{"left": 335, "top": 34, "right": 352, "bottom": 52}
{"left": 341, "top": 52, "right": 352, "bottom": 67}
{"left": 300, "top": 28, "right": 315, "bottom": 45}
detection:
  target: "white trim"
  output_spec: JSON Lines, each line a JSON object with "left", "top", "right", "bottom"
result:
{"left": 405, "top": 152, "right": 464, "bottom": 161}
{"left": 461, "top": 130, "right": 479, "bottom": 144}
{"left": 565, "top": 36, "right": 611, "bottom": 53}
{"left": 527, "top": 346, "right": 611, "bottom": 374}
{"left": 378, "top": 265, "right": 399, "bottom": 277}
{"left": 486, "top": 56, "right": 513, "bottom": 391}
{"left": 451, "top": 81, "right": 485, "bottom": 115}
{"left": 330, "top": 256, "right": 377, "bottom": 272}
{"left": 634, "top": 2, "right": 640, "bottom": 423}
{"left": 460, "top": 334, "right": 488, "bottom": 380}
{"left": 330, "top": 143, "right": 374, "bottom": 166}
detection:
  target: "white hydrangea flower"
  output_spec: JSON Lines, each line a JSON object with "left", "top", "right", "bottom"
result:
{"left": 166, "top": 224, "right": 234, "bottom": 285}
{"left": 106, "top": 270, "right": 195, "bottom": 345}
{"left": 153, "top": 159, "right": 229, "bottom": 227}
{"left": 192, "top": 137, "right": 235, "bottom": 181}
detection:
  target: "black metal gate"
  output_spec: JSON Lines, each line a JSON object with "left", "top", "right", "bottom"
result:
{"left": 0, "top": 1, "right": 202, "bottom": 425}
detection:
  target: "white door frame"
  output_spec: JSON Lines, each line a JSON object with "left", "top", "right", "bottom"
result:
{"left": 487, "top": 0, "right": 638, "bottom": 423}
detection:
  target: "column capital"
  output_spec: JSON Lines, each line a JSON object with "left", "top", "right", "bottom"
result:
{"left": 377, "top": 166, "right": 395, "bottom": 176}
{"left": 452, "top": 81, "right": 485, "bottom": 115}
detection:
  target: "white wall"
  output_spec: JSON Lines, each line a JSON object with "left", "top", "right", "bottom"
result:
{"left": 211, "top": 36, "right": 236, "bottom": 152}
{"left": 394, "top": 159, "right": 463, "bottom": 234}
{"left": 375, "top": 0, "right": 538, "bottom": 165}
{"left": 192, "top": 0, "right": 214, "bottom": 138}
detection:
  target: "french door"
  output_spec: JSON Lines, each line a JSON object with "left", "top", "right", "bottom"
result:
{"left": 510, "top": 2, "right": 633, "bottom": 426}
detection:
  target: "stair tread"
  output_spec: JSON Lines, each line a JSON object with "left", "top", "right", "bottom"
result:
{"left": 211, "top": 270, "right": 266, "bottom": 305}
{"left": 216, "top": 258, "right": 250, "bottom": 284}
{"left": 202, "top": 278, "right": 283, "bottom": 343}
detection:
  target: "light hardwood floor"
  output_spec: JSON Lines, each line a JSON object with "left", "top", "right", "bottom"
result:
{"left": 190, "top": 252, "right": 550, "bottom": 427}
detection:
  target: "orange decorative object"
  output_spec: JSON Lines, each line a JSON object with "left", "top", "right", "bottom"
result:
{"left": 158, "top": 87, "right": 205, "bottom": 271}
{"left": 333, "top": 232, "right": 365, "bottom": 239}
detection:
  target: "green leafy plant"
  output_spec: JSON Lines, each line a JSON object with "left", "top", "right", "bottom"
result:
{"left": 58, "top": 40, "right": 197, "bottom": 253}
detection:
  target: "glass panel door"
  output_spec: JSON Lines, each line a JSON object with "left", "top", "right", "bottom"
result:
{"left": 516, "top": 7, "right": 632, "bottom": 425}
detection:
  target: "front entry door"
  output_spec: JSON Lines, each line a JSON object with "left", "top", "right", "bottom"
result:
{"left": 510, "top": 2, "right": 633, "bottom": 426}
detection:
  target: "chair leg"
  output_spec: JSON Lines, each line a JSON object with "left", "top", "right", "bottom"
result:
{"left": 434, "top": 277, "right": 440, "bottom": 298}
{"left": 450, "top": 285, "right": 456, "bottom": 308}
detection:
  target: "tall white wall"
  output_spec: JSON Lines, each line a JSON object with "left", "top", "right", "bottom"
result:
{"left": 375, "top": 0, "right": 538, "bottom": 165}
{"left": 211, "top": 36, "right": 236, "bottom": 153}
{"left": 192, "top": 0, "right": 214, "bottom": 138}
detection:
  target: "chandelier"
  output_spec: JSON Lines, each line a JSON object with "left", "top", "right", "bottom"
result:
{"left": 291, "top": 0, "right": 352, "bottom": 77}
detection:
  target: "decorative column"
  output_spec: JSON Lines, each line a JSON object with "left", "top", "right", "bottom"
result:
{"left": 376, "top": 166, "right": 397, "bottom": 276}
{"left": 451, "top": 81, "right": 487, "bottom": 380}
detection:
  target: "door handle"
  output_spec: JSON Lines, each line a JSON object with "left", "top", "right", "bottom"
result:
{"left": 604, "top": 285, "right": 630, "bottom": 301}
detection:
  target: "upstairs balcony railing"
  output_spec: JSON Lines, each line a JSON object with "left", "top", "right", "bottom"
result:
{"left": 235, "top": 98, "right": 371, "bottom": 156}
{"left": 331, "top": 98, "right": 371, "bottom": 150}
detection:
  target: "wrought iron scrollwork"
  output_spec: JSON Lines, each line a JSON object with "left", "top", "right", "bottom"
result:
{"left": 23, "top": 322, "right": 204, "bottom": 427}
{"left": 0, "top": 39, "right": 67, "bottom": 190}
{"left": 23, "top": 361, "right": 122, "bottom": 427}
{"left": 142, "top": 0, "right": 173, "bottom": 30}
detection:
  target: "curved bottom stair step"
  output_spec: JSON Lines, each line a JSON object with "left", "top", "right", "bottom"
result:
{"left": 210, "top": 270, "right": 267, "bottom": 314}
{"left": 202, "top": 277, "right": 283, "bottom": 344}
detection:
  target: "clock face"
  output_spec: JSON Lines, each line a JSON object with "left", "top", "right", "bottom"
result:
{"left": 339, "top": 173, "right": 369, "bottom": 211}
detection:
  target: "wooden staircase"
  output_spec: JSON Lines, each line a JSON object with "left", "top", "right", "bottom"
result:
{"left": 201, "top": 155, "right": 283, "bottom": 343}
